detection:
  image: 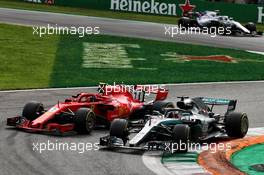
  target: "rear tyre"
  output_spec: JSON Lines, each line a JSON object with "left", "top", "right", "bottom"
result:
{"left": 74, "top": 108, "right": 95, "bottom": 134}
{"left": 225, "top": 112, "right": 248, "bottom": 138}
{"left": 153, "top": 101, "right": 175, "bottom": 114}
{"left": 110, "top": 119, "right": 129, "bottom": 144}
{"left": 22, "top": 101, "right": 44, "bottom": 121}
{"left": 172, "top": 124, "right": 190, "bottom": 153}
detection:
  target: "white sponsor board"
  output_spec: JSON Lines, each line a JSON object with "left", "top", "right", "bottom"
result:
{"left": 24, "top": 0, "right": 42, "bottom": 3}
{"left": 258, "top": 7, "right": 264, "bottom": 23}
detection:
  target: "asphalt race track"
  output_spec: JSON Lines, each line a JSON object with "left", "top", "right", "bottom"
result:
{"left": 1, "top": 7, "right": 264, "bottom": 175}
{"left": 1, "top": 82, "right": 264, "bottom": 175}
{"left": 0, "top": 7, "right": 264, "bottom": 51}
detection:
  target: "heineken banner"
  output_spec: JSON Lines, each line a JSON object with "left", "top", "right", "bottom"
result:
{"left": 24, "top": 0, "right": 264, "bottom": 23}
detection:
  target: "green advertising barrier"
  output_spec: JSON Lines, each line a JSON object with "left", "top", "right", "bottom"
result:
{"left": 192, "top": 0, "right": 263, "bottom": 23}
{"left": 24, "top": 0, "right": 264, "bottom": 23}
{"left": 54, "top": 0, "right": 108, "bottom": 10}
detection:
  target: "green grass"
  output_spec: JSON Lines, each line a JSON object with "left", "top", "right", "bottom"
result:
{"left": 0, "top": 24, "right": 59, "bottom": 89}
{"left": 0, "top": 0, "right": 263, "bottom": 31}
{"left": 232, "top": 144, "right": 264, "bottom": 175}
{"left": 51, "top": 34, "right": 264, "bottom": 88}
{"left": 256, "top": 24, "right": 264, "bottom": 32}
{"left": 1, "top": 23, "right": 264, "bottom": 90}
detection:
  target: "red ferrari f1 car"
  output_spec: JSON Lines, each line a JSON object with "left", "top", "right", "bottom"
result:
{"left": 6, "top": 84, "right": 174, "bottom": 135}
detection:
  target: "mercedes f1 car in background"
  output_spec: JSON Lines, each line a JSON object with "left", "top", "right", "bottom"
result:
{"left": 6, "top": 84, "right": 174, "bottom": 135}
{"left": 100, "top": 97, "right": 249, "bottom": 152}
{"left": 178, "top": 10, "right": 262, "bottom": 36}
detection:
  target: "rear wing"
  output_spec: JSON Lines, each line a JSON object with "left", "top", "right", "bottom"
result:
{"left": 201, "top": 97, "right": 237, "bottom": 113}
{"left": 135, "top": 85, "right": 168, "bottom": 101}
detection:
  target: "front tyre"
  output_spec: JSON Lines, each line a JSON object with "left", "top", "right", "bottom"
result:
{"left": 244, "top": 22, "right": 257, "bottom": 34}
{"left": 22, "top": 101, "right": 44, "bottom": 121}
{"left": 74, "top": 108, "right": 95, "bottom": 134}
{"left": 110, "top": 119, "right": 129, "bottom": 144}
{"left": 172, "top": 124, "right": 190, "bottom": 153}
{"left": 225, "top": 112, "right": 248, "bottom": 138}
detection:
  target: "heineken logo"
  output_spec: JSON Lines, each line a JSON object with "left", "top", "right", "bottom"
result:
{"left": 110, "top": 0, "right": 195, "bottom": 16}
{"left": 24, "top": 0, "right": 42, "bottom": 3}
{"left": 110, "top": 0, "right": 177, "bottom": 15}
{"left": 24, "top": 0, "right": 54, "bottom": 4}
{"left": 110, "top": 0, "right": 196, "bottom": 16}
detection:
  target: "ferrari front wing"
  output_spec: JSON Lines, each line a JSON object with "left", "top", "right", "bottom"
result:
{"left": 6, "top": 116, "right": 75, "bottom": 135}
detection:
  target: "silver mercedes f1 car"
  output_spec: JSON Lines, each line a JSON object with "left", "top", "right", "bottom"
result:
{"left": 99, "top": 97, "right": 249, "bottom": 152}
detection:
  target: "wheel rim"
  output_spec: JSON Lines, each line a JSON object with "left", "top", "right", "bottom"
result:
{"left": 241, "top": 115, "right": 248, "bottom": 135}
{"left": 85, "top": 113, "right": 95, "bottom": 132}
